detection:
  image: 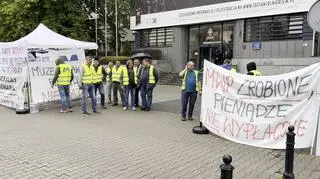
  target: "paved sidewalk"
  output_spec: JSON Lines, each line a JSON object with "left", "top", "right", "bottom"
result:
{"left": 0, "top": 85, "right": 319, "bottom": 179}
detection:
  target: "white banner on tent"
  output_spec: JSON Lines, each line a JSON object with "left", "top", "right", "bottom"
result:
{"left": 0, "top": 44, "right": 28, "bottom": 109}
{"left": 29, "top": 49, "right": 84, "bottom": 103}
{"left": 201, "top": 60, "right": 320, "bottom": 149}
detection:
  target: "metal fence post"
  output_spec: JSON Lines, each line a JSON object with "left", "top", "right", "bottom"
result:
{"left": 283, "top": 126, "right": 295, "bottom": 179}
{"left": 220, "top": 155, "right": 234, "bottom": 179}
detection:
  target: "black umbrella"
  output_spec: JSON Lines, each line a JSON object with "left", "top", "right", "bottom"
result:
{"left": 131, "top": 53, "right": 151, "bottom": 59}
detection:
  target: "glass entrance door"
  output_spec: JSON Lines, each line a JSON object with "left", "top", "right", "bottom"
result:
{"left": 199, "top": 45, "right": 222, "bottom": 70}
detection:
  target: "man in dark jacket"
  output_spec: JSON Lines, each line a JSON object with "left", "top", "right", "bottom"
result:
{"left": 51, "top": 57, "right": 74, "bottom": 113}
{"left": 247, "top": 62, "right": 261, "bottom": 76}
{"left": 138, "top": 57, "right": 159, "bottom": 111}
{"left": 92, "top": 58, "right": 107, "bottom": 109}
{"left": 133, "top": 58, "right": 142, "bottom": 107}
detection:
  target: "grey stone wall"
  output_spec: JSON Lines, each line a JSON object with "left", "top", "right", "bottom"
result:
{"left": 232, "top": 58, "right": 320, "bottom": 76}
{"left": 233, "top": 20, "right": 314, "bottom": 59}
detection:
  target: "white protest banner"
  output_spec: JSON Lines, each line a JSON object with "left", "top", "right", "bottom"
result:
{"left": 29, "top": 49, "right": 84, "bottom": 103}
{"left": 201, "top": 60, "right": 320, "bottom": 149}
{"left": 315, "top": 81, "right": 320, "bottom": 155}
{"left": 0, "top": 43, "right": 28, "bottom": 109}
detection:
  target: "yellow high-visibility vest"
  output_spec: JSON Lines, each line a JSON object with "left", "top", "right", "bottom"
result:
{"left": 106, "top": 67, "right": 112, "bottom": 82}
{"left": 249, "top": 70, "right": 261, "bottom": 76}
{"left": 112, "top": 66, "right": 123, "bottom": 82}
{"left": 122, "top": 67, "right": 137, "bottom": 86}
{"left": 149, "top": 65, "right": 156, "bottom": 84}
{"left": 82, "top": 64, "right": 94, "bottom": 84}
{"left": 181, "top": 70, "right": 200, "bottom": 92}
{"left": 57, "top": 64, "right": 73, "bottom": 85}
{"left": 92, "top": 65, "right": 103, "bottom": 84}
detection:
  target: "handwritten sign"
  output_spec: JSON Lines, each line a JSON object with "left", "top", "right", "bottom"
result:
{"left": 29, "top": 49, "right": 84, "bottom": 103}
{"left": 0, "top": 44, "right": 28, "bottom": 109}
{"left": 201, "top": 60, "right": 320, "bottom": 149}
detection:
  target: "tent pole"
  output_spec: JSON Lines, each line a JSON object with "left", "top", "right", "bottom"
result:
{"left": 105, "top": 0, "right": 108, "bottom": 57}
{"left": 115, "top": 0, "right": 118, "bottom": 57}
{"left": 95, "top": 0, "right": 98, "bottom": 56}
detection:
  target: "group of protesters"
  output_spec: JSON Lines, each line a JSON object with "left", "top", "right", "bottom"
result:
{"left": 51, "top": 54, "right": 159, "bottom": 115}
{"left": 178, "top": 59, "right": 261, "bottom": 121}
{"left": 52, "top": 54, "right": 260, "bottom": 121}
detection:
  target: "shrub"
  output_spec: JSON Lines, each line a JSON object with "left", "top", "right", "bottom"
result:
{"left": 99, "top": 56, "right": 130, "bottom": 65}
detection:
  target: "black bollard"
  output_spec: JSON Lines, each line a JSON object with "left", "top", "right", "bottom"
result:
{"left": 283, "top": 126, "right": 295, "bottom": 179}
{"left": 192, "top": 122, "right": 209, "bottom": 134}
{"left": 220, "top": 155, "right": 234, "bottom": 179}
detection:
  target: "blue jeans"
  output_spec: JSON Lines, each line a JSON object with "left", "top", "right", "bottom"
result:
{"left": 181, "top": 91, "right": 198, "bottom": 118}
{"left": 58, "top": 85, "right": 72, "bottom": 111}
{"left": 124, "top": 86, "right": 136, "bottom": 107}
{"left": 94, "top": 83, "right": 105, "bottom": 106}
{"left": 140, "top": 85, "right": 154, "bottom": 109}
{"left": 82, "top": 84, "right": 96, "bottom": 112}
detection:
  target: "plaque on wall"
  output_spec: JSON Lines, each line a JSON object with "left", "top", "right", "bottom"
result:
{"left": 252, "top": 42, "right": 262, "bottom": 50}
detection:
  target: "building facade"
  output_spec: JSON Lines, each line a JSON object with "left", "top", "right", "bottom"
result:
{"left": 131, "top": 0, "right": 320, "bottom": 75}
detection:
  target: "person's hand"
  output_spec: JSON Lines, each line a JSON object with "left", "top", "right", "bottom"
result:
{"left": 199, "top": 91, "right": 202, "bottom": 96}
{"left": 78, "top": 84, "right": 83, "bottom": 90}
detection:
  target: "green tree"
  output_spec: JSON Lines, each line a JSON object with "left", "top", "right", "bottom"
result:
{"left": 0, "top": 0, "right": 89, "bottom": 42}
{"left": 83, "top": 0, "right": 131, "bottom": 55}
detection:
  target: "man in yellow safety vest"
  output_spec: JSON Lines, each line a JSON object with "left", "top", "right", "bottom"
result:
{"left": 52, "top": 56, "right": 74, "bottom": 113}
{"left": 92, "top": 58, "right": 107, "bottom": 109}
{"left": 122, "top": 60, "right": 138, "bottom": 111}
{"left": 106, "top": 61, "right": 114, "bottom": 104}
{"left": 247, "top": 62, "right": 261, "bottom": 76}
{"left": 138, "top": 57, "right": 159, "bottom": 111}
{"left": 79, "top": 57, "right": 98, "bottom": 115}
{"left": 220, "top": 59, "right": 237, "bottom": 72}
{"left": 179, "top": 61, "right": 201, "bottom": 121}
{"left": 111, "top": 60, "right": 125, "bottom": 106}
{"left": 133, "top": 58, "right": 142, "bottom": 107}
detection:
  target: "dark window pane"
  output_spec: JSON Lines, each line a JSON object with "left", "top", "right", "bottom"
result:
{"left": 135, "top": 27, "right": 173, "bottom": 48}
{"left": 244, "top": 13, "right": 310, "bottom": 42}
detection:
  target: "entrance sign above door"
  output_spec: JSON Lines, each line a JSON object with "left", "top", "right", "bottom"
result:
{"left": 307, "top": 0, "right": 320, "bottom": 32}
{"left": 131, "top": 0, "right": 317, "bottom": 30}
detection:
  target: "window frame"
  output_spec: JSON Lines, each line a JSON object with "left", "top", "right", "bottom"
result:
{"left": 244, "top": 13, "right": 312, "bottom": 42}
{"left": 135, "top": 27, "right": 173, "bottom": 48}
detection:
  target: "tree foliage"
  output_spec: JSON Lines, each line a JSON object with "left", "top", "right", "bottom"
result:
{"left": 0, "top": 0, "right": 132, "bottom": 55}
{"left": 83, "top": 0, "right": 131, "bottom": 54}
{"left": 0, "top": 0, "right": 89, "bottom": 42}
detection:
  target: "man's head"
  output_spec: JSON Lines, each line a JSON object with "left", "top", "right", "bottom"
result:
{"left": 85, "top": 57, "right": 92, "bottom": 65}
{"left": 55, "top": 56, "right": 65, "bottom": 66}
{"left": 115, "top": 60, "right": 121, "bottom": 67}
{"left": 108, "top": 61, "right": 114, "bottom": 68}
{"left": 247, "top": 62, "right": 257, "bottom": 72}
{"left": 186, "top": 61, "right": 195, "bottom": 70}
{"left": 93, "top": 58, "right": 100, "bottom": 67}
{"left": 224, "top": 59, "right": 232, "bottom": 65}
{"left": 142, "top": 58, "right": 151, "bottom": 67}
{"left": 127, "top": 60, "right": 133, "bottom": 69}
{"left": 133, "top": 59, "right": 140, "bottom": 67}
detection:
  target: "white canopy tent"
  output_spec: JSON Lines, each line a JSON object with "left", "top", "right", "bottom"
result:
{"left": 14, "top": 23, "right": 98, "bottom": 49}
{"left": 0, "top": 23, "right": 98, "bottom": 113}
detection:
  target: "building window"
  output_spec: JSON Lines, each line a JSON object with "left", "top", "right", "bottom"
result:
{"left": 244, "top": 13, "right": 312, "bottom": 42}
{"left": 135, "top": 28, "right": 173, "bottom": 48}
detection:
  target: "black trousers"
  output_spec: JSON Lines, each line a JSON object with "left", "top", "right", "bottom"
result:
{"left": 181, "top": 91, "right": 198, "bottom": 118}
{"left": 135, "top": 86, "right": 140, "bottom": 107}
